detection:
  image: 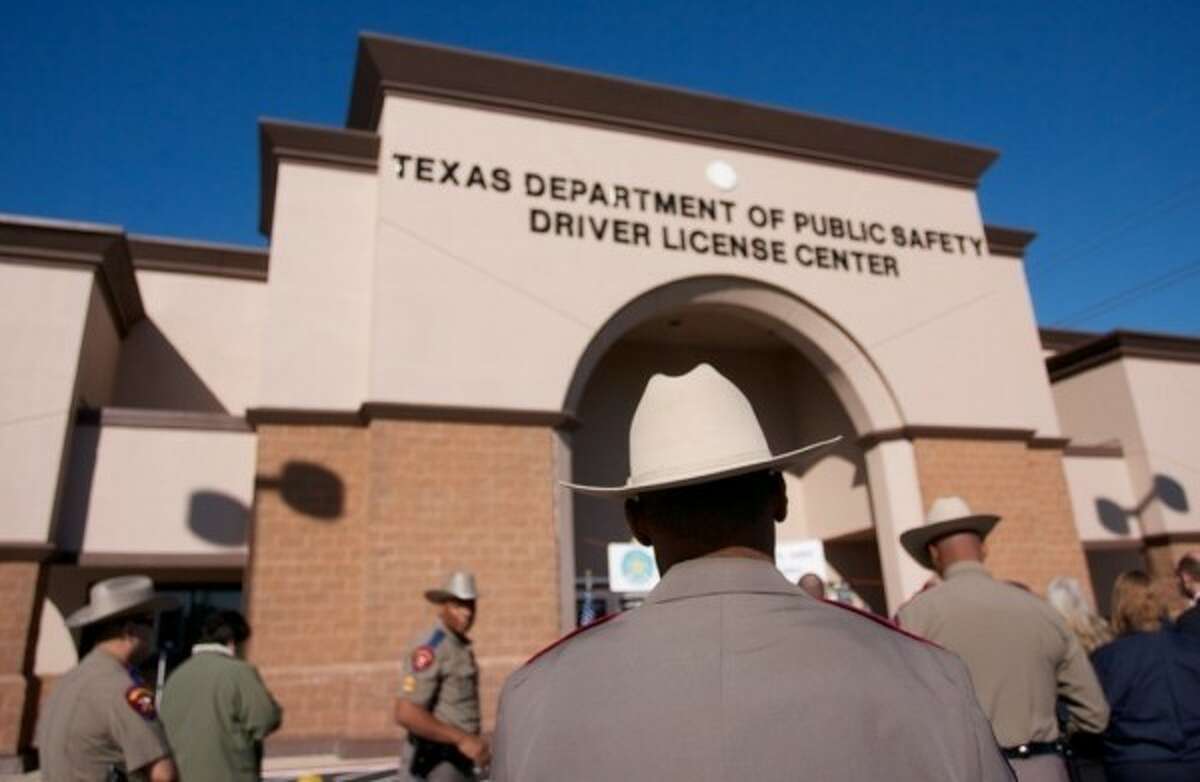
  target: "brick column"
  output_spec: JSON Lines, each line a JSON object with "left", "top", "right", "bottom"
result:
{"left": 247, "top": 418, "right": 562, "bottom": 755}
{"left": 0, "top": 560, "right": 45, "bottom": 769}
{"left": 911, "top": 438, "right": 1092, "bottom": 598}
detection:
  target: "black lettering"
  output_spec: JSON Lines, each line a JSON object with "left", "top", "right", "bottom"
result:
{"left": 550, "top": 176, "right": 568, "bottom": 201}
{"left": 970, "top": 237, "right": 983, "bottom": 256}
{"left": 439, "top": 160, "right": 460, "bottom": 185}
{"left": 719, "top": 200, "right": 736, "bottom": 223}
{"left": 654, "top": 192, "right": 678, "bottom": 215}
{"left": 465, "top": 165, "right": 487, "bottom": 189}
{"left": 587, "top": 216, "right": 609, "bottom": 241}
{"left": 697, "top": 198, "right": 717, "bottom": 222}
{"left": 570, "top": 179, "right": 587, "bottom": 201}
{"left": 633, "top": 188, "right": 652, "bottom": 211}
{"left": 869, "top": 223, "right": 886, "bottom": 244}
{"left": 415, "top": 157, "right": 435, "bottom": 182}
{"left": 492, "top": 167, "right": 511, "bottom": 193}
{"left": 884, "top": 255, "right": 900, "bottom": 277}
{"left": 392, "top": 154, "right": 412, "bottom": 178}
{"left": 588, "top": 183, "right": 609, "bottom": 206}
{"left": 728, "top": 234, "right": 747, "bottom": 258}
{"left": 525, "top": 173, "right": 546, "bottom": 197}
{"left": 831, "top": 248, "right": 848, "bottom": 271}
{"left": 795, "top": 243, "right": 815, "bottom": 266}
{"left": 891, "top": 225, "right": 907, "bottom": 247}
{"left": 752, "top": 237, "right": 770, "bottom": 261}
{"left": 830, "top": 218, "right": 845, "bottom": 240}
{"left": 679, "top": 195, "right": 696, "bottom": 219}
{"left": 748, "top": 205, "right": 770, "bottom": 228}
{"left": 530, "top": 208, "right": 551, "bottom": 233}
{"left": 632, "top": 222, "right": 650, "bottom": 247}
{"left": 555, "top": 210, "right": 575, "bottom": 237}
{"left": 687, "top": 229, "right": 710, "bottom": 254}
{"left": 771, "top": 240, "right": 787, "bottom": 263}
{"left": 612, "top": 185, "right": 630, "bottom": 210}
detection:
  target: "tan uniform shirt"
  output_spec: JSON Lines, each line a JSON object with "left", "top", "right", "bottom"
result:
{"left": 897, "top": 561, "right": 1110, "bottom": 748}
{"left": 399, "top": 621, "right": 481, "bottom": 735}
{"left": 36, "top": 648, "right": 172, "bottom": 781}
{"left": 493, "top": 557, "right": 1013, "bottom": 782}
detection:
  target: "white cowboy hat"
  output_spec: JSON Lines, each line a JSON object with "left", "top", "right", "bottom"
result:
{"left": 425, "top": 571, "right": 479, "bottom": 603}
{"left": 65, "top": 575, "right": 178, "bottom": 629}
{"left": 563, "top": 363, "right": 841, "bottom": 498}
{"left": 899, "top": 496, "right": 1000, "bottom": 570}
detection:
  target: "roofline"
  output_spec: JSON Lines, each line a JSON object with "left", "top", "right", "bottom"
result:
{"left": 1038, "top": 327, "right": 1097, "bottom": 354}
{"left": 1047, "top": 329, "right": 1200, "bottom": 382}
{"left": 0, "top": 214, "right": 145, "bottom": 335}
{"left": 346, "top": 33, "right": 999, "bottom": 188}
{"left": 128, "top": 234, "right": 269, "bottom": 281}
{"left": 983, "top": 224, "right": 1037, "bottom": 259}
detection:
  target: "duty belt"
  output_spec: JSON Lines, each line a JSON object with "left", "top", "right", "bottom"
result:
{"left": 1001, "top": 741, "right": 1064, "bottom": 759}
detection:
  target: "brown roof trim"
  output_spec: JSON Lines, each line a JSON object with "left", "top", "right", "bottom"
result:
{"left": 1029, "top": 435, "right": 1071, "bottom": 450}
{"left": 1039, "top": 327, "right": 1097, "bottom": 354}
{"left": 246, "top": 402, "right": 578, "bottom": 429}
{"left": 77, "top": 407, "right": 252, "bottom": 433}
{"left": 264, "top": 735, "right": 401, "bottom": 760}
{"left": 1143, "top": 531, "right": 1200, "bottom": 548}
{"left": 1063, "top": 442, "right": 1124, "bottom": 458}
{"left": 858, "top": 425, "right": 1035, "bottom": 449}
{"left": 363, "top": 401, "right": 579, "bottom": 429}
{"left": 0, "top": 214, "right": 145, "bottom": 335}
{"left": 984, "top": 224, "right": 1036, "bottom": 259}
{"left": 259, "top": 119, "right": 380, "bottom": 236}
{"left": 1047, "top": 329, "right": 1200, "bottom": 382}
{"left": 76, "top": 552, "right": 247, "bottom": 569}
{"left": 1082, "top": 539, "right": 1143, "bottom": 551}
{"left": 128, "top": 234, "right": 269, "bottom": 282}
{"left": 347, "top": 34, "right": 998, "bottom": 188}
{"left": 246, "top": 407, "right": 365, "bottom": 427}
{"left": 0, "top": 541, "right": 57, "bottom": 562}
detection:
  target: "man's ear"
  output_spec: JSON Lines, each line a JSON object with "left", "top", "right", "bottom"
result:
{"left": 770, "top": 472, "right": 788, "bottom": 524}
{"left": 624, "top": 498, "right": 653, "bottom": 546}
{"left": 979, "top": 540, "right": 989, "bottom": 562}
{"left": 927, "top": 543, "right": 940, "bottom": 571}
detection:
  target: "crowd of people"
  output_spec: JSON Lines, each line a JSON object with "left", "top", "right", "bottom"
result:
{"left": 29, "top": 364, "right": 1200, "bottom": 781}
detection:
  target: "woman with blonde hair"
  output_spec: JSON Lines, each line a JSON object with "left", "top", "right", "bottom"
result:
{"left": 1091, "top": 570, "right": 1200, "bottom": 781}
{"left": 1046, "top": 576, "right": 1112, "bottom": 654}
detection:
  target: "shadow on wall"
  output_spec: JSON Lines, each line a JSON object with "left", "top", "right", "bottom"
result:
{"left": 256, "top": 461, "right": 345, "bottom": 520}
{"left": 188, "top": 491, "right": 250, "bottom": 545}
{"left": 112, "top": 319, "right": 227, "bottom": 412}
{"left": 1095, "top": 473, "right": 1189, "bottom": 535}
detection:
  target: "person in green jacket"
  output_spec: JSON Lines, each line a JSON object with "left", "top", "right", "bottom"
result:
{"left": 160, "top": 610, "right": 282, "bottom": 781}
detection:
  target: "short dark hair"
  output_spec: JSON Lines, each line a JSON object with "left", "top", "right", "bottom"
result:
{"left": 1178, "top": 554, "right": 1200, "bottom": 581}
{"left": 629, "top": 470, "right": 780, "bottom": 548}
{"left": 199, "top": 610, "right": 251, "bottom": 646}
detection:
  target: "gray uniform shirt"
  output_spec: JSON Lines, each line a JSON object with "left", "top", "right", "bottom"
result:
{"left": 399, "top": 621, "right": 482, "bottom": 735}
{"left": 36, "top": 648, "right": 172, "bottom": 781}
{"left": 897, "top": 561, "right": 1110, "bottom": 748}
{"left": 494, "top": 557, "right": 1013, "bottom": 782}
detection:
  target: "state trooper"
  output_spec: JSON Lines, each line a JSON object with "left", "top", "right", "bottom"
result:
{"left": 36, "top": 575, "right": 178, "bottom": 781}
{"left": 492, "top": 363, "right": 1014, "bottom": 781}
{"left": 896, "top": 496, "right": 1110, "bottom": 782}
{"left": 395, "top": 571, "right": 488, "bottom": 781}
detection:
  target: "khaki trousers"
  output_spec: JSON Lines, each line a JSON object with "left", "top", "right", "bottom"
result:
{"left": 1009, "top": 755, "right": 1070, "bottom": 782}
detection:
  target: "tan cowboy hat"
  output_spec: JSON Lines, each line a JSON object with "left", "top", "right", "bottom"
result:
{"left": 900, "top": 496, "right": 1000, "bottom": 570}
{"left": 65, "top": 575, "right": 178, "bottom": 629}
{"left": 563, "top": 363, "right": 841, "bottom": 498}
{"left": 425, "top": 571, "right": 479, "bottom": 603}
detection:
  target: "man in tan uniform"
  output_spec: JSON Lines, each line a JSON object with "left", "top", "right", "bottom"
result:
{"left": 395, "top": 571, "right": 487, "bottom": 781}
{"left": 36, "top": 576, "right": 178, "bottom": 781}
{"left": 896, "top": 496, "right": 1110, "bottom": 782}
{"left": 493, "top": 364, "right": 1013, "bottom": 781}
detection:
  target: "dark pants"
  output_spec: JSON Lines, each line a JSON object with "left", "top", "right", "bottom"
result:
{"left": 1105, "top": 760, "right": 1200, "bottom": 782}
{"left": 400, "top": 740, "right": 477, "bottom": 782}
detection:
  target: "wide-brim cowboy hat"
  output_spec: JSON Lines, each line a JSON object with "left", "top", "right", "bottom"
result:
{"left": 425, "top": 571, "right": 479, "bottom": 603}
{"left": 900, "top": 496, "right": 1000, "bottom": 571}
{"left": 65, "top": 575, "right": 178, "bottom": 629}
{"left": 563, "top": 363, "right": 840, "bottom": 498}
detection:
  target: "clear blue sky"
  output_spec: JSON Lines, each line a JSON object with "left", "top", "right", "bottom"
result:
{"left": 3, "top": 1, "right": 1197, "bottom": 333}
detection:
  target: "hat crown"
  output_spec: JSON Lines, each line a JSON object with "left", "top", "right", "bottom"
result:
{"left": 443, "top": 571, "right": 478, "bottom": 600}
{"left": 925, "top": 496, "right": 975, "bottom": 525}
{"left": 627, "top": 364, "right": 771, "bottom": 486}
{"left": 89, "top": 575, "right": 155, "bottom": 610}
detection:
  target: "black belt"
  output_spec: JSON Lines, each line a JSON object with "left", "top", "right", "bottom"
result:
{"left": 1001, "top": 742, "right": 1064, "bottom": 759}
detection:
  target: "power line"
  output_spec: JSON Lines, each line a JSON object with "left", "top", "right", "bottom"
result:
{"left": 1051, "top": 256, "right": 1200, "bottom": 327}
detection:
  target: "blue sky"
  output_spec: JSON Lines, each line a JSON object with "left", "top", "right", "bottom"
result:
{"left": 3, "top": 1, "right": 1197, "bottom": 333}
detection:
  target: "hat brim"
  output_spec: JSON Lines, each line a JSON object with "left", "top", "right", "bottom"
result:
{"left": 424, "top": 590, "right": 478, "bottom": 604}
{"left": 65, "top": 594, "right": 179, "bottom": 629}
{"left": 562, "top": 435, "right": 842, "bottom": 499}
{"left": 900, "top": 515, "right": 1000, "bottom": 571}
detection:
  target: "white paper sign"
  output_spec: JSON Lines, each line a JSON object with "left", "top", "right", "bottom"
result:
{"left": 775, "top": 539, "right": 827, "bottom": 584}
{"left": 607, "top": 543, "right": 661, "bottom": 593}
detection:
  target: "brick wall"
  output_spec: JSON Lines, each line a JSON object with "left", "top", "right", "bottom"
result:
{"left": 0, "top": 562, "right": 42, "bottom": 757}
{"left": 247, "top": 420, "right": 561, "bottom": 752}
{"left": 912, "top": 439, "right": 1092, "bottom": 598}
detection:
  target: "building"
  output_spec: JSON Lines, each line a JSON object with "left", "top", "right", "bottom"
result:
{"left": 1, "top": 33, "right": 1197, "bottom": 767}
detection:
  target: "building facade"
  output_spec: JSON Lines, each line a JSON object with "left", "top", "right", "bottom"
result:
{"left": 1, "top": 34, "right": 1198, "bottom": 766}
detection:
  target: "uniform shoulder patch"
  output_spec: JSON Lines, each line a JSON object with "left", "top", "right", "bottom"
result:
{"left": 820, "top": 598, "right": 941, "bottom": 648}
{"left": 523, "top": 611, "right": 622, "bottom": 668}
{"left": 411, "top": 646, "right": 437, "bottom": 672}
{"left": 125, "top": 685, "right": 157, "bottom": 720}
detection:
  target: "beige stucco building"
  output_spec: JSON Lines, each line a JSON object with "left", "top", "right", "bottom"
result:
{"left": 2, "top": 34, "right": 1198, "bottom": 767}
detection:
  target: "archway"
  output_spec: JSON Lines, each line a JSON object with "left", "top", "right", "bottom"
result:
{"left": 560, "top": 276, "right": 926, "bottom": 620}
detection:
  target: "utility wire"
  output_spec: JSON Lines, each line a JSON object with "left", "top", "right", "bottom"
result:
{"left": 1051, "top": 256, "right": 1200, "bottom": 327}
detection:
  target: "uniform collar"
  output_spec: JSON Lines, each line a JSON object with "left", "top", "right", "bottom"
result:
{"left": 643, "top": 555, "right": 798, "bottom": 605}
{"left": 191, "top": 642, "right": 234, "bottom": 657}
{"left": 943, "top": 561, "right": 992, "bottom": 581}
{"left": 436, "top": 619, "right": 471, "bottom": 646}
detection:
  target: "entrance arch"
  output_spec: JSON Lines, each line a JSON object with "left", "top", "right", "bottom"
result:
{"left": 558, "top": 276, "right": 929, "bottom": 622}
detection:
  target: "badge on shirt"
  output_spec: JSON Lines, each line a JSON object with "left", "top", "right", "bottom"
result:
{"left": 402, "top": 674, "right": 417, "bottom": 693}
{"left": 412, "top": 646, "right": 436, "bottom": 672}
{"left": 125, "top": 685, "right": 157, "bottom": 720}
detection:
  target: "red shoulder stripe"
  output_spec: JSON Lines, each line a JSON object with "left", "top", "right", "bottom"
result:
{"left": 819, "top": 598, "right": 942, "bottom": 649}
{"left": 523, "top": 612, "right": 622, "bottom": 668}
